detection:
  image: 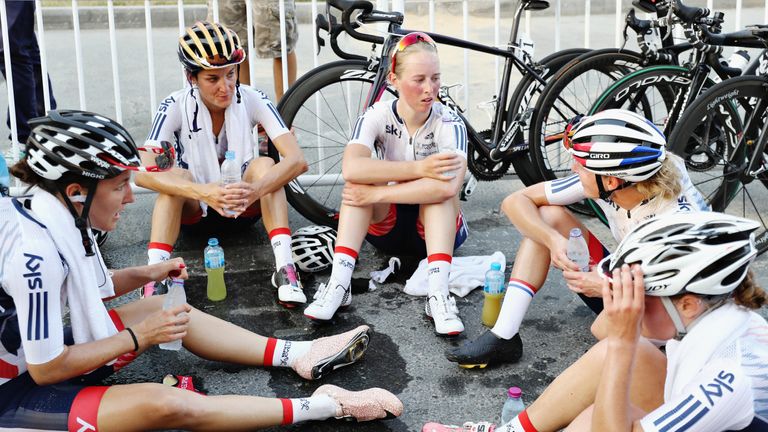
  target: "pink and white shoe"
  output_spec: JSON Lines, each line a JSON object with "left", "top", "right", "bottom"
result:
{"left": 312, "top": 384, "right": 403, "bottom": 421}
{"left": 292, "top": 325, "right": 370, "bottom": 380}
{"left": 422, "top": 421, "right": 496, "bottom": 432}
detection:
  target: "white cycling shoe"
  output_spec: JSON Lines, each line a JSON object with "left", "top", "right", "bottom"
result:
{"left": 271, "top": 264, "right": 306, "bottom": 307}
{"left": 425, "top": 292, "right": 464, "bottom": 336}
{"left": 304, "top": 282, "right": 351, "bottom": 321}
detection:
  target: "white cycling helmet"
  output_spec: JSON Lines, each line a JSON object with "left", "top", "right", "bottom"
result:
{"left": 598, "top": 212, "right": 758, "bottom": 298}
{"left": 291, "top": 225, "right": 337, "bottom": 273}
{"left": 568, "top": 109, "right": 667, "bottom": 184}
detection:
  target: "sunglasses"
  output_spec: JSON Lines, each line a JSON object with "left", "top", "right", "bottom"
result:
{"left": 103, "top": 141, "right": 175, "bottom": 173}
{"left": 390, "top": 32, "right": 437, "bottom": 73}
{"left": 561, "top": 114, "right": 585, "bottom": 151}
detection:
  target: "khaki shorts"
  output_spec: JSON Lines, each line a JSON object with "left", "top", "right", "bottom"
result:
{"left": 210, "top": 0, "right": 298, "bottom": 58}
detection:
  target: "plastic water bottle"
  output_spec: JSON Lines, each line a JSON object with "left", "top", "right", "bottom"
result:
{"left": 204, "top": 238, "right": 227, "bottom": 301}
{"left": 727, "top": 49, "right": 750, "bottom": 71}
{"left": 501, "top": 387, "right": 525, "bottom": 424}
{"left": 220, "top": 150, "right": 241, "bottom": 215}
{"left": 566, "top": 228, "right": 590, "bottom": 272}
{"left": 481, "top": 262, "right": 506, "bottom": 327}
{"left": 159, "top": 278, "right": 187, "bottom": 351}
{"left": 0, "top": 154, "right": 9, "bottom": 197}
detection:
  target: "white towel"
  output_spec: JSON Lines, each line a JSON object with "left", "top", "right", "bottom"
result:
{"left": 31, "top": 190, "right": 117, "bottom": 344}
{"left": 404, "top": 251, "right": 506, "bottom": 297}
{"left": 663, "top": 303, "right": 751, "bottom": 401}
{"left": 176, "top": 88, "right": 253, "bottom": 216}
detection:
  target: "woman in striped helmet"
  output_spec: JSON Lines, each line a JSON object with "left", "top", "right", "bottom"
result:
{"left": 137, "top": 21, "right": 310, "bottom": 306}
{"left": 446, "top": 109, "right": 710, "bottom": 371}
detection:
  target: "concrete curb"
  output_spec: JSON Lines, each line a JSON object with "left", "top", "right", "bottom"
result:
{"left": 38, "top": 1, "right": 768, "bottom": 31}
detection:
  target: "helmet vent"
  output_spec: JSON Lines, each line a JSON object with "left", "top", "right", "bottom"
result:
{"left": 693, "top": 245, "right": 753, "bottom": 282}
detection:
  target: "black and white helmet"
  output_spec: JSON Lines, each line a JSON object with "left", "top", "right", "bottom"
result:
{"left": 25, "top": 110, "right": 141, "bottom": 181}
{"left": 178, "top": 21, "right": 245, "bottom": 72}
{"left": 291, "top": 225, "right": 337, "bottom": 272}
{"left": 598, "top": 212, "right": 759, "bottom": 297}
{"left": 569, "top": 109, "right": 667, "bottom": 183}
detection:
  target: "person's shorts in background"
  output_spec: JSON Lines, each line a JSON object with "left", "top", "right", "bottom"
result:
{"left": 212, "top": 0, "right": 298, "bottom": 58}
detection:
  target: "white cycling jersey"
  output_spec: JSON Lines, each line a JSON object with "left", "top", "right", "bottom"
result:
{"left": 0, "top": 198, "right": 111, "bottom": 386}
{"left": 544, "top": 156, "right": 710, "bottom": 242}
{"left": 349, "top": 100, "right": 468, "bottom": 162}
{"left": 146, "top": 85, "right": 289, "bottom": 169}
{"left": 640, "top": 308, "right": 768, "bottom": 432}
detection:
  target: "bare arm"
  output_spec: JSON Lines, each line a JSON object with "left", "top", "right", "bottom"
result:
{"left": 134, "top": 148, "right": 203, "bottom": 200}
{"left": 108, "top": 258, "right": 187, "bottom": 298}
{"left": 27, "top": 304, "right": 191, "bottom": 386}
{"left": 353, "top": 156, "right": 465, "bottom": 204}
{"left": 341, "top": 144, "right": 460, "bottom": 184}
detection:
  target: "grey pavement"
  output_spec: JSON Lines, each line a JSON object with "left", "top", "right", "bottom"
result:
{"left": 2, "top": 4, "right": 768, "bottom": 432}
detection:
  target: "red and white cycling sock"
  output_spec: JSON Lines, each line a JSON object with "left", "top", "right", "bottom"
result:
{"left": 263, "top": 338, "right": 311, "bottom": 368}
{"left": 490, "top": 278, "right": 538, "bottom": 340}
{"left": 498, "top": 409, "right": 539, "bottom": 432}
{"left": 279, "top": 394, "right": 338, "bottom": 424}
{"left": 427, "top": 253, "right": 452, "bottom": 296}
{"left": 328, "top": 246, "right": 358, "bottom": 290}
{"left": 269, "top": 228, "right": 293, "bottom": 270}
{"left": 147, "top": 242, "right": 173, "bottom": 265}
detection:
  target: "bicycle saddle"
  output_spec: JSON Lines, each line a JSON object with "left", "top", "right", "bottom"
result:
{"left": 522, "top": 0, "right": 549, "bottom": 11}
{"left": 328, "top": 0, "right": 372, "bottom": 11}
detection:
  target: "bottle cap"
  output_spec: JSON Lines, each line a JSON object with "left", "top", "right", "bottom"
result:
{"left": 208, "top": 238, "right": 219, "bottom": 246}
{"left": 225, "top": 150, "right": 235, "bottom": 160}
{"left": 171, "top": 277, "right": 184, "bottom": 286}
{"left": 491, "top": 262, "right": 502, "bottom": 271}
{"left": 508, "top": 387, "right": 522, "bottom": 398}
{"left": 569, "top": 228, "right": 582, "bottom": 238}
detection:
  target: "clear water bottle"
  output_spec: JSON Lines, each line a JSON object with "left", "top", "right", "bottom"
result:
{"left": 204, "top": 238, "right": 227, "bottom": 301}
{"left": 159, "top": 278, "right": 187, "bottom": 351}
{"left": 220, "top": 150, "right": 241, "bottom": 215}
{"left": 0, "top": 154, "right": 9, "bottom": 197}
{"left": 727, "top": 49, "right": 750, "bottom": 71}
{"left": 501, "top": 387, "right": 525, "bottom": 424}
{"left": 566, "top": 228, "right": 590, "bottom": 272}
{"left": 481, "top": 262, "right": 506, "bottom": 327}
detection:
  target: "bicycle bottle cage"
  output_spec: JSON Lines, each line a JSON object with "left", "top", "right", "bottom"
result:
{"left": 522, "top": 0, "right": 549, "bottom": 11}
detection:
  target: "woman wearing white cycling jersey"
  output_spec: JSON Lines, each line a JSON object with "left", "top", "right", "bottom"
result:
{"left": 303, "top": 32, "right": 470, "bottom": 336}
{"left": 446, "top": 109, "right": 709, "bottom": 368}
{"left": 135, "top": 21, "right": 309, "bottom": 307}
{"left": 0, "top": 110, "right": 402, "bottom": 431}
{"left": 426, "top": 212, "right": 768, "bottom": 432}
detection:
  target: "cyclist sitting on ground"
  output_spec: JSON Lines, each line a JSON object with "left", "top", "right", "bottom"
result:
{"left": 303, "top": 32, "right": 470, "bottom": 336}
{"left": 0, "top": 110, "right": 402, "bottom": 431}
{"left": 446, "top": 109, "right": 709, "bottom": 368}
{"left": 432, "top": 212, "right": 768, "bottom": 432}
{"left": 135, "top": 21, "right": 309, "bottom": 307}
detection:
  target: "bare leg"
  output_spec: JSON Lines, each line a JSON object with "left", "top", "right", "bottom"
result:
{"left": 564, "top": 403, "right": 647, "bottom": 432}
{"left": 243, "top": 156, "right": 289, "bottom": 232}
{"left": 148, "top": 168, "right": 201, "bottom": 246}
{"left": 336, "top": 201, "right": 390, "bottom": 251}
{"left": 97, "top": 383, "right": 283, "bottom": 431}
{"left": 114, "top": 297, "right": 269, "bottom": 365}
{"left": 273, "top": 52, "right": 298, "bottom": 100}
{"left": 525, "top": 338, "right": 666, "bottom": 432}
{"left": 420, "top": 196, "right": 459, "bottom": 255}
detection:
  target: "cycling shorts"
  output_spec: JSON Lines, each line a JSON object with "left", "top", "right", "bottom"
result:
{"left": 365, "top": 203, "right": 468, "bottom": 257}
{"left": 0, "top": 310, "right": 136, "bottom": 431}
{"left": 181, "top": 203, "right": 262, "bottom": 235}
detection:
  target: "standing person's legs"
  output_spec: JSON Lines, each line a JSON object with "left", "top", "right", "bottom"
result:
{"left": 254, "top": 0, "right": 299, "bottom": 99}
{"left": 273, "top": 51, "right": 297, "bottom": 100}
{"left": 1, "top": 1, "right": 39, "bottom": 144}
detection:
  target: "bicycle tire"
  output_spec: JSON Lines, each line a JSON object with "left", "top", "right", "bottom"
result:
{"left": 668, "top": 75, "right": 768, "bottom": 255}
{"left": 273, "top": 60, "right": 398, "bottom": 227}
{"left": 503, "top": 47, "right": 590, "bottom": 186}
{"left": 529, "top": 49, "right": 645, "bottom": 214}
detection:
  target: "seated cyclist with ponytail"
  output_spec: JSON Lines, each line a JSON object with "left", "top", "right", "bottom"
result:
{"left": 0, "top": 110, "right": 402, "bottom": 431}
{"left": 136, "top": 21, "right": 309, "bottom": 307}
{"left": 446, "top": 109, "right": 709, "bottom": 368}
{"left": 428, "top": 212, "right": 768, "bottom": 432}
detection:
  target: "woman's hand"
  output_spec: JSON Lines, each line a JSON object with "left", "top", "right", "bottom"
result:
{"left": 564, "top": 267, "right": 604, "bottom": 297}
{"left": 223, "top": 181, "right": 261, "bottom": 213}
{"left": 149, "top": 258, "right": 188, "bottom": 281}
{"left": 197, "top": 183, "right": 244, "bottom": 217}
{"left": 133, "top": 304, "right": 191, "bottom": 347}
{"left": 417, "top": 152, "right": 463, "bottom": 180}
{"left": 549, "top": 234, "right": 580, "bottom": 271}
{"left": 342, "top": 183, "right": 378, "bottom": 207}
{"left": 602, "top": 264, "right": 645, "bottom": 343}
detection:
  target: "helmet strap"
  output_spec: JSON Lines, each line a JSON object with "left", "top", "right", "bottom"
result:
{"left": 235, "top": 64, "right": 242, "bottom": 104}
{"left": 596, "top": 174, "right": 632, "bottom": 201}
{"left": 57, "top": 181, "right": 98, "bottom": 257}
{"left": 660, "top": 296, "right": 688, "bottom": 340}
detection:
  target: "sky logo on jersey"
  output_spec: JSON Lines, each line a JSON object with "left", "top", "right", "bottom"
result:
{"left": 652, "top": 371, "right": 736, "bottom": 432}
{"left": 385, "top": 124, "right": 402, "bottom": 138}
{"left": 23, "top": 253, "right": 48, "bottom": 341}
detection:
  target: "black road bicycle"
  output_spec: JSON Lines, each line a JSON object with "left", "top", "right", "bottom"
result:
{"left": 272, "top": 0, "right": 589, "bottom": 227}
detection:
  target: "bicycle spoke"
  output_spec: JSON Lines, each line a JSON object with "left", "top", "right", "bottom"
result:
{"left": 297, "top": 98, "right": 352, "bottom": 143}
{"left": 321, "top": 83, "right": 353, "bottom": 137}
{"left": 320, "top": 171, "right": 344, "bottom": 207}
{"left": 306, "top": 154, "right": 345, "bottom": 190}
{"left": 742, "top": 185, "right": 768, "bottom": 229}
{"left": 293, "top": 125, "right": 349, "bottom": 147}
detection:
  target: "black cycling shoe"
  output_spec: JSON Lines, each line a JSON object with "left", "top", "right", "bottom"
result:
{"left": 444, "top": 331, "right": 523, "bottom": 368}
